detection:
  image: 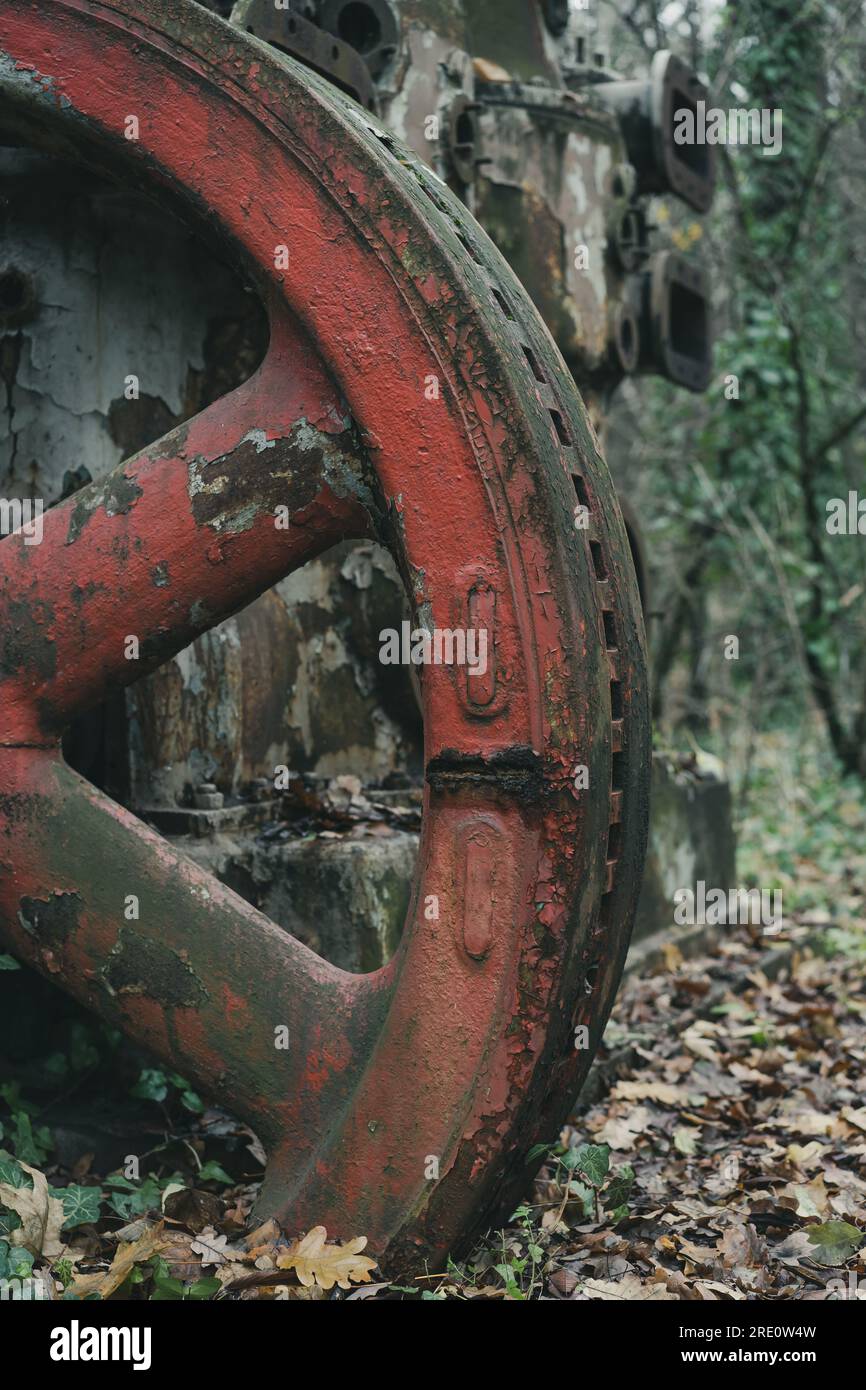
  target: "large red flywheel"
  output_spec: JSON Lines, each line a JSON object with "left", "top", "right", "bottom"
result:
{"left": 0, "top": 0, "right": 649, "bottom": 1269}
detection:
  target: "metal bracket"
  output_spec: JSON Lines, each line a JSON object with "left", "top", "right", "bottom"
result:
{"left": 230, "top": 0, "right": 378, "bottom": 111}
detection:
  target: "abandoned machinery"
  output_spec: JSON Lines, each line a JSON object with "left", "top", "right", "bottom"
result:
{"left": 0, "top": 0, "right": 714, "bottom": 1267}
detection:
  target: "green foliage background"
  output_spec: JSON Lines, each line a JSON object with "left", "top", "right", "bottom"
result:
{"left": 605, "top": 0, "right": 866, "bottom": 785}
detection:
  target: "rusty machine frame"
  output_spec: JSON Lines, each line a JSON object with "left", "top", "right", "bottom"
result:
{"left": 0, "top": 0, "right": 714, "bottom": 1268}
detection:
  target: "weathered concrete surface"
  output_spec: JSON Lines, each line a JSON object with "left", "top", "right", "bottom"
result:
{"left": 127, "top": 539, "right": 421, "bottom": 807}
{"left": 174, "top": 826, "right": 417, "bottom": 974}
{"left": 632, "top": 752, "right": 737, "bottom": 943}
{"left": 0, "top": 150, "right": 267, "bottom": 506}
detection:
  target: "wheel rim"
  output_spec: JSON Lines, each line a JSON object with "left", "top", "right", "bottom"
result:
{"left": 0, "top": 0, "right": 650, "bottom": 1267}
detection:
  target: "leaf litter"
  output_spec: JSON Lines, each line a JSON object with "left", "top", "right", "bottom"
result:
{"left": 0, "top": 905, "right": 862, "bottom": 1300}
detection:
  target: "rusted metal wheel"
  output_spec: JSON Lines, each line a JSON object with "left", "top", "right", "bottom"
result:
{"left": 0, "top": 0, "right": 649, "bottom": 1269}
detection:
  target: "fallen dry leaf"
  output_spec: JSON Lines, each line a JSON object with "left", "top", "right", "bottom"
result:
{"left": 786, "top": 1141, "right": 827, "bottom": 1171}
{"left": 694, "top": 1280, "right": 747, "bottom": 1300}
{"left": 243, "top": 1217, "right": 280, "bottom": 1258}
{"left": 769, "top": 1106, "right": 837, "bottom": 1138}
{"left": 718, "top": 1222, "right": 766, "bottom": 1270}
{"left": 162, "top": 1185, "right": 223, "bottom": 1234}
{"left": 595, "top": 1106, "right": 652, "bottom": 1149}
{"left": 683, "top": 1036, "right": 719, "bottom": 1064}
{"left": 674, "top": 1125, "right": 698, "bottom": 1155}
{"left": 276, "top": 1226, "right": 377, "bottom": 1291}
{"left": 780, "top": 1175, "right": 830, "bottom": 1219}
{"left": 662, "top": 942, "right": 684, "bottom": 972}
{"left": 190, "top": 1228, "right": 233, "bottom": 1266}
{"left": 216, "top": 1260, "right": 254, "bottom": 1289}
{"left": 0, "top": 1160, "right": 66, "bottom": 1259}
{"left": 582, "top": 1274, "right": 677, "bottom": 1301}
{"left": 158, "top": 1231, "right": 204, "bottom": 1283}
{"left": 611, "top": 1081, "right": 688, "bottom": 1105}
{"left": 70, "top": 1221, "right": 168, "bottom": 1299}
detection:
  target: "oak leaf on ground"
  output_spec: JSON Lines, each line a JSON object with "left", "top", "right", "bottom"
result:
{"left": 276, "top": 1226, "right": 377, "bottom": 1291}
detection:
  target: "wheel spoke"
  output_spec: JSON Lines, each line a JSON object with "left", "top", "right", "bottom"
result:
{"left": 0, "top": 315, "right": 374, "bottom": 742}
{"left": 0, "top": 747, "right": 388, "bottom": 1153}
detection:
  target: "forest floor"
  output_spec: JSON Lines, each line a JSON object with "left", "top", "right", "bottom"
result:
{"left": 462, "top": 913, "right": 866, "bottom": 1302}
{"left": 1, "top": 734, "right": 864, "bottom": 1300}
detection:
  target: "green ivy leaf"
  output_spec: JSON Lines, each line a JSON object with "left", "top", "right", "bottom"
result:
{"left": 150, "top": 1281, "right": 186, "bottom": 1301}
{"left": 0, "top": 1237, "right": 34, "bottom": 1280}
{"left": 0, "top": 1150, "right": 26, "bottom": 1188}
{"left": 604, "top": 1164, "right": 636, "bottom": 1209}
{"left": 105, "top": 1174, "right": 172, "bottom": 1221}
{"left": 5, "top": 1113, "right": 52, "bottom": 1166}
{"left": 568, "top": 1143, "right": 610, "bottom": 1189}
{"left": 525, "top": 1143, "right": 551, "bottom": 1166}
{"left": 197, "top": 1161, "right": 234, "bottom": 1186}
{"left": 149, "top": 1255, "right": 184, "bottom": 1297}
{"left": 566, "top": 1180, "right": 595, "bottom": 1217}
{"left": 131, "top": 1068, "right": 168, "bottom": 1103}
{"left": 187, "top": 1277, "right": 221, "bottom": 1300}
{"left": 170, "top": 1075, "right": 205, "bottom": 1115}
{"left": 49, "top": 1184, "right": 102, "bottom": 1231}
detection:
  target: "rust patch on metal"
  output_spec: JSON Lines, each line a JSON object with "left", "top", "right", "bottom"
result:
{"left": 0, "top": 595, "right": 56, "bottom": 680}
{"left": 66, "top": 469, "right": 143, "bottom": 545}
{"left": 426, "top": 746, "right": 545, "bottom": 799}
{"left": 18, "top": 889, "right": 82, "bottom": 944}
{"left": 103, "top": 929, "right": 208, "bottom": 1009}
{"left": 189, "top": 433, "right": 303, "bottom": 534}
